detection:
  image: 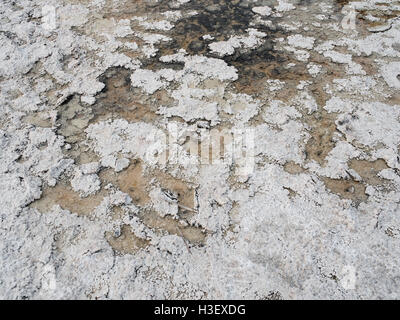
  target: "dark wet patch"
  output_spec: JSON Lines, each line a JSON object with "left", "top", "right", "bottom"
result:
{"left": 95, "top": 67, "right": 161, "bottom": 124}
{"left": 170, "top": 1, "right": 262, "bottom": 52}
{"left": 263, "top": 290, "right": 283, "bottom": 300}
{"left": 57, "top": 95, "right": 93, "bottom": 144}
{"left": 55, "top": 95, "right": 99, "bottom": 165}
{"left": 334, "top": 0, "right": 351, "bottom": 6}
{"left": 55, "top": 66, "right": 172, "bottom": 164}
{"left": 154, "top": 0, "right": 267, "bottom": 39}
{"left": 138, "top": 0, "right": 313, "bottom": 93}
{"left": 97, "top": 0, "right": 360, "bottom": 97}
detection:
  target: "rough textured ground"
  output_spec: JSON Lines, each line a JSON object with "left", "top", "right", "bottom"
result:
{"left": 1, "top": 0, "right": 400, "bottom": 299}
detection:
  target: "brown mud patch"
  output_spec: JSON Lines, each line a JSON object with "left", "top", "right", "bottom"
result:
{"left": 57, "top": 95, "right": 93, "bottom": 144}
{"left": 149, "top": 168, "right": 197, "bottom": 212}
{"left": 284, "top": 161, "right": 306, "bottom": 174}
{"left": 55, "top": 66, "right": 167, "bottom": 165}
{"left": 305, "top": 112, "right": 338, "bottom": 165}
{"left": 322, "top": 177, "right": 367, "bottom": 205}
{"left": 322, "top": 159, "right": 391, "bottom": 205}
{"left": 106, "top": 225, "right": 150, "bottom": 255}
{"left": 387, "top": 93, "right": 400, "bottom": 106}
{"left": 94, "top": 67, "right": 163, "bottom": 124}
{"left": 56, "top": 66, "right": 166, "bottom": 137}
{"left": 353, "top": 56, "right": 379, "bottom": 76}
{"left": 100, "top": 161, "right": 151, "bottom": 206}
{"left": 30, "top": 182, "right": 106, "bottom": 216}
{"left": 139, "top": 210, "right": 206, "bottom": 246}
{"left": 99, "top": 160, "right": 196, "bottom": 211}
{"left": 349, "top": 158, "right": 389, "bottom": 186}
{"left": 23, "top": 112, "right": 53, "bottom": 128}
{"left": 99, "top": 161, "right": 203, "bottom": 246}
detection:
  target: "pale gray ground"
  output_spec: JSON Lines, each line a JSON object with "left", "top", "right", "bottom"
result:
{"left": 1, "top": 0, "right": 400, "bottom": 299}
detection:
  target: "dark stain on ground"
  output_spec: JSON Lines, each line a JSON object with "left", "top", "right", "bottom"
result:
{"left": 305, "top": 112, "right": 338, "bottom": 165}
{"left": 95, "top": 67, "right": 161, "bottom": 123}
{"left": 143, "top": 0, "right": 280, "bottom": 59}
{"left": 56, "top": 67, "right": 163, "bottom": 138}
{"left": 138, "top": 0, "right": 312, "bottom": 93}
{"left": 334, "top": 0, "right": 351, "bottom": 6}
{"left": 55, "top": 67, "right": 160, "bottom": 164}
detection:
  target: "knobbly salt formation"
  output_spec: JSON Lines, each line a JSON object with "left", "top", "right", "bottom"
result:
{"left": 1, "top": 0, "right": 400, "bottom": 299}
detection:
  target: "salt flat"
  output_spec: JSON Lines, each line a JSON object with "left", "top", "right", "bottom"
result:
{"left": 1, "top": 0, "right": 400, "bottom": 299}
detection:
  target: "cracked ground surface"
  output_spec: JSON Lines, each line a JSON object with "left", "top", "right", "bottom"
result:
{"left": 1, "top": 0, "right": 400, "bottom": 299}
